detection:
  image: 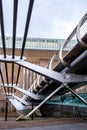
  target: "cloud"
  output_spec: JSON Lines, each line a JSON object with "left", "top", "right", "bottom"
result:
{"left": 29, "top": 0, "right": 87, "bottom": 39}
{"left": 1, "top": 0, "right": 87, "bottom": 39}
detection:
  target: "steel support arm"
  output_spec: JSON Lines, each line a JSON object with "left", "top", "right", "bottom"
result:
{"left": 65, "top": 85, "right": 87, "bottom": 105}
{"left": 16, "top": 60, "right": 87, "bottom": 83}
{"left": 25, "top": 84, "right": 64, "bottom": 118}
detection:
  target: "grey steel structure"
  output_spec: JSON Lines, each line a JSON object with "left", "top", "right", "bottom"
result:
{"left": 0, "top": 0, "right": 87, "bottom": 119}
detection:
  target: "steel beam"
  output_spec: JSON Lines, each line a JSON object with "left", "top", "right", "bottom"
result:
{"left": 0, "top": 0, "right": 6, "bottom": 57}
{"left": 16, "top": 0, "right": 34, "bottom": 85}
{"left": 62, "top": 50, "right": 87, "bottom": 74}
{"left": 13, "top": 85, "right": 45, "bottom": 100}
{"left": 12, "top": 0, "right": 18, "bottom": 59}
{"left": 12, "top": 94, "right": 31, "bottom": 106}
{"left": 9, "top": 98, "right": 27, "bottom": 111}
{"left": 25, "top": 84, "right": 64, "bottom": 118}
{"left": 16, "top": 60, "right": 87, "bottom": 83}
{"left": 65, "top": 85, "right": 87, "bottom": 105}
{"left": 0, "top": 55, "right": 26, "bottom": 62}
{"left": 5, "top": 101, "right": 8, "bottom": 121}
{"left": 20, "top": 0, "right": 34, "bottom": 59}
{"left": 0, "top": 0, "right": 9, "bottom": 93}
{"left": 2, "top": 84, "right": 45, "bottom": 100}
{"left": 12, "top": 0, "right": 18, "bottom": 88}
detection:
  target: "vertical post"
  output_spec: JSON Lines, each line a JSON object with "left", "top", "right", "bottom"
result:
{"left": 5, "top": 100, "right": 8, "bottom": 121}
{"left": 72, "top": 95, "right": 75, "bottom": 117}
{"left": 31, "top": 102, "right": 34, "bottom": 120}
{"left": 16, "top": 0, "right": 34, "bottom": 85}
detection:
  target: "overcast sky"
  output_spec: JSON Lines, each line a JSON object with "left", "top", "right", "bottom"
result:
{"left": 2, "top": 0, "right": 87, "bottom": 39}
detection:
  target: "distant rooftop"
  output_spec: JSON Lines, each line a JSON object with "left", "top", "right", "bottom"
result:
{"left": 0, "top": 36, "right": 76, "bottom": 51}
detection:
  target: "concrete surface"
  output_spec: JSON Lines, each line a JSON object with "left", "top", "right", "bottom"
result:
{"left": 5, "top": 123, "right": 87, "bottom": 130}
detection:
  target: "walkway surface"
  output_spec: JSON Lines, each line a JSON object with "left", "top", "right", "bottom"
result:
{"left": 0, "top": 117, "right": 87, "bottom": 130}
{"left": 5, "top": 123, "right": 87, "bottom": 130}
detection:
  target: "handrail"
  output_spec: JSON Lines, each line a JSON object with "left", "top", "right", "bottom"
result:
{"left": 29, "top": 64, "right": 50, "bottom": 93}
{"left": 76, "top": 13, "right": 87, "bottom": 47}
{"left": 29, "top": 75, "right": 41, "bottom": 93}
{"left": 49, "top": 51, "right": 59, "bottom": 70}
{"left": 59, "top": 13, "right": 87, "bottom": 67}
{"left": 59, "top": 26, "right": 77, "bottom": 66}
